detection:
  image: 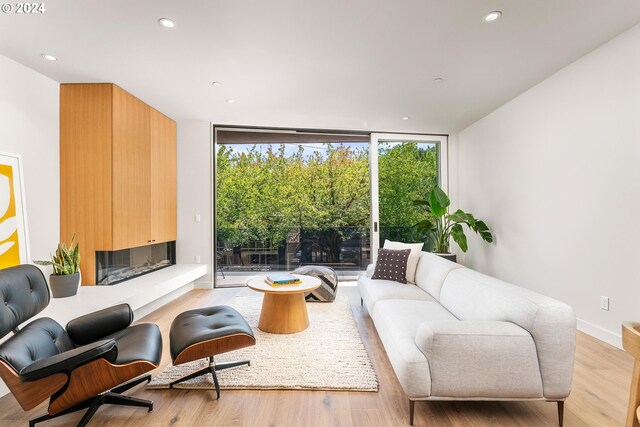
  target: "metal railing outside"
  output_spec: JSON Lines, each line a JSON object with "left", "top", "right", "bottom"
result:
{"left": 215, "top": 225, "right": 422, "bottom": 277}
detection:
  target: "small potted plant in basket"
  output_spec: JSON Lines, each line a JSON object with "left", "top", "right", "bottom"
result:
{"left": 35, "top": 235, "right": 81, "bottom": 298}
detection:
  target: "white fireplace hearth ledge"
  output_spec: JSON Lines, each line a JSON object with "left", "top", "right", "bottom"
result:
{"left": 39, "top": 263, "right": 209, "bottom": 325}
{"left": 0, "top": 263, "right": 208, "bottom": 398}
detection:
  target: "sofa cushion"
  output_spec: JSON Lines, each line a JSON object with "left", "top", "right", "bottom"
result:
{"left": 358, "top": 276, "right": 435, "bottom": 315}
{"left": 439, "top": 268, "right": 576, "bottom": 400}
{"left": 371, "top": 300, "right": 458, "bottom": 398}
{"left": 372, "top": 248, "right": 411, "bottom": 283}
{"left": 415, "top": 320, "right": 543, "bottom": 398}
{"left": 383, "top": 240, "right": 424, "bottom": 284}
{"left": 414, "top": 252, "right": 463, "bottom": 301}
{"left": 365, "top": 263, "right": 375, "bottom": 278}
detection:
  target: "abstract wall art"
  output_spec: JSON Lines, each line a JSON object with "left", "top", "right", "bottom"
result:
{"left": 0, "top": 153, "right": 29, "bottom": 269}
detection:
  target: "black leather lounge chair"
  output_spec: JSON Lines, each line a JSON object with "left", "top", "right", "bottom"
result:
{"left": 0, "top": 264, "right": 163, "bottom": 426}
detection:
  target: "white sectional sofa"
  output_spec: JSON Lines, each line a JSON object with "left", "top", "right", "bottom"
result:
{"left": 358, "top": 252, "right": 576, "bottom": 426}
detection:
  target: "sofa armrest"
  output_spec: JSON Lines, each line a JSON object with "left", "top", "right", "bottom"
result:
{"left": 18, "top": 339, "right": 117, "bottom": 382}
{"left": 66, "top": 303, "right": 133, "bottom": 346}
{"left": 414, "top": 321, "right": 544, "bottom": 398}
{"left": 365, "top": 264, "right": 375, "bottom": 278}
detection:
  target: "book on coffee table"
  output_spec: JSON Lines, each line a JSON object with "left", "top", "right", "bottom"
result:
{"left": 265, "top": 273, "right": 302, "bottom": 286}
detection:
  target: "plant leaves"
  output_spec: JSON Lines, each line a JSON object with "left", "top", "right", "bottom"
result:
{"left": 462, "top": 212, "right": 477, "bottom": 228}
{"left": 451, "top": 223, "right": 468, "bottom": 252}
{"left": 429, "top": 186, "right": 449, "bottom": 217}
{"left": 447, "top": 209, "right": 468, "bottom": 224}
{"left": 475, "top": 220, "right": 493, "bottom": 243}
{"left": 48, "top": 236, "right": 81, "bottom": 275}
{"left": 50, "top": 261, "right": 65, "bottom": 272}
{"left": 72, "top": 243, "right": 80, "bottom": 272}
{"left": 414, "top": 219, "right": 434, "bottom": 233}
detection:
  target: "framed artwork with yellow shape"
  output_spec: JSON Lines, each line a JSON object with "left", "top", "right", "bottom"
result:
{"left": 0, "top": 153, "right": 29, "bottom": 269}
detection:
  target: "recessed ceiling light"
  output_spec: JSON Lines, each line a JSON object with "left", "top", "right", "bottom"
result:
{"left": 41, "top": 54, "right": 57, "bottom": 61}
{"left": 211, "top": 82, "right": 223, "bottom": 87}
{"left": 402, "top": 116, "right": 410, "bottom": 121}
{"left": 158, "top": 18, "right": 175, "bottom": 28}
{"left": 483, "top": 11, "right": 502, "bottom": 22}
{"left": 433, "top": 77, "right": 444, "bottom": 83}
{"left": 226, "top": 99, "right": 235, "bottom": 104}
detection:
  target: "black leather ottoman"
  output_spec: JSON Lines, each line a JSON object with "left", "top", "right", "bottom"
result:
{"left": 169, "top": 305, "right": 255, "bottom": 398}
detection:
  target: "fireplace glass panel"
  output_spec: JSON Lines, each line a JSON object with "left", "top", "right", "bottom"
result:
{"left": 96, "top": 241, "right": 176, "bottom": 285}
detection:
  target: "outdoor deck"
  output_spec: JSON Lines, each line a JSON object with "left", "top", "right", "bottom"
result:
{"left": 214, "top": 269, "right": 365, "bottom": 288}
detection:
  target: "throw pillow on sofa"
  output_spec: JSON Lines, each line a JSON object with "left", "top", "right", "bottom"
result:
{"left": 384, "top": 240, "right": 424, "bottom": 284}
{"left": 372, "top": 248, "right": 411, "bottom": 283}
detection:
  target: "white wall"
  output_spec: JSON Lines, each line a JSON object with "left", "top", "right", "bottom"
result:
{"left": 453, "top": 23, "right": 640, "bottom": 348}
{"left": 176, "top": 121, "right": 213, "bottom": 288}
{"left": 0, "top": 55, "right": 211, "bottom": 286}
{"left": 0, "top": 54, "right": 59, "bottom": 263}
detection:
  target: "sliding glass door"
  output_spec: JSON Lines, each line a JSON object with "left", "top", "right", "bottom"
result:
{"left": 369, "top": 133, "right": 447, "bottom": 263}
{"left": 213, "top": 129, "right": 447, "bottom": 286}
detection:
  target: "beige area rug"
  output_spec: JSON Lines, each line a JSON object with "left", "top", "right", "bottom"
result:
{"left": 147, "top": 290, "right": 378, "bottom": 392}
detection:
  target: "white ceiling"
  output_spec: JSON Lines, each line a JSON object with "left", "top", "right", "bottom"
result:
{"left": 1, "top": 1, "right": 640, "bottom": 133}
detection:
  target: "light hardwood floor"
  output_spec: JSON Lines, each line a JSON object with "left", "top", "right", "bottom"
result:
{"left": 0, "top": 286, "right": 632, "bottom": 426}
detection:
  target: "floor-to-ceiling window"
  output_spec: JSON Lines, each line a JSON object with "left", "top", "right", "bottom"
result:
{"left": 214, "top": 129, "right": 371, "bottom": 287}
{"left": 213, "top": 128, "right": 447, "bottom": 287}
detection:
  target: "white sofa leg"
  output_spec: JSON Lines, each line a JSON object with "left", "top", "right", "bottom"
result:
{"left": 409, "top": 399, "right": 415, "bottom": 425}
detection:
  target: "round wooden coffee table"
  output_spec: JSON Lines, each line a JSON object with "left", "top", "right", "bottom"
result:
{"left": 246, "top": 274, "right": 321, "bottom": 334}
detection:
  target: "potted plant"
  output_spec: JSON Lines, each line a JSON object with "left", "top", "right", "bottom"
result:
{"left": 35, "top": 235, "right": 81, "bottom": 298}
{"left": 413, "top": 186, "right": 493, "bottom": 262}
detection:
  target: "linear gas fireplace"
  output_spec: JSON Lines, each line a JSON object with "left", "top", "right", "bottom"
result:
{"left": 95, "top": 241, "right": 176, "bottom": 285}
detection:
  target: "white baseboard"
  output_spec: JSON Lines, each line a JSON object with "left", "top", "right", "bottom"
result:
{"left": 194, "top": 280, "right": 214, "bottom": 289}
{"left": 577, "top": 318, "right": 622, "bottom": 349}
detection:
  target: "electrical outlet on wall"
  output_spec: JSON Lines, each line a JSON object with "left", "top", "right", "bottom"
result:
{"left": 194, "top": 213, "right": 201, "bottom": 223}
{"left": 600, "top": 296, "right": 610, "bottom": 311}
{"left": 195, "top": 255, "right": 201, "bottom": 263}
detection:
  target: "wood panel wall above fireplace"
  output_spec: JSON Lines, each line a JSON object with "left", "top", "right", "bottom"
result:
{"left": 60, "top": 83, "right": 177, "bottom": 285}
